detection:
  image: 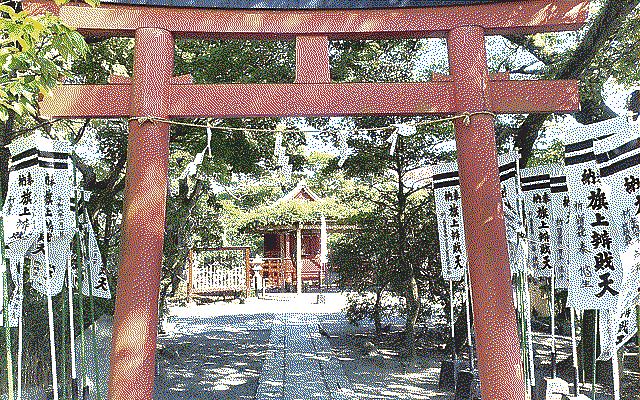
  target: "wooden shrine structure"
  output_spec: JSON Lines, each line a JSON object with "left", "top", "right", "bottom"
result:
{"left": 253, "top": 181, "right": 338, "bottom": 292}
{"left": 24, "top": 0, "right": 589, "bottom": 399}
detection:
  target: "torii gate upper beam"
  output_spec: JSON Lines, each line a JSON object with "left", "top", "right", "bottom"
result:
{"left": 27, "top": 0, "right": 588, "bottom": 39}
{"left": 23, "top": 1, "right": 589, "bottom": 400}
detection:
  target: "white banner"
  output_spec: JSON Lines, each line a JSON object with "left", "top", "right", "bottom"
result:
{"left": 433, "top": 160, "right": 466, "bottom": 281}
{"left": 593, "top": 119, "right": 640, "bottom": 359}
{"left": 2, "top": 136, "right": 44, "bottom": 326}
{"left": 26, "top": 137, "right": 75, "bottom": 297}
{"left": 549, "top": 164, "right": 570, "bottom": 289}
{"left": 499, "top": 152, "right": 522, "bottom": 272}
{"left": 80, "top": 208, "right": 111, "bottom": 299}
{"left": 521, "top": 165, "right": 553, "bottom": 278}
{"left": 564, "top": 118, "right": 626, "bottom": 310}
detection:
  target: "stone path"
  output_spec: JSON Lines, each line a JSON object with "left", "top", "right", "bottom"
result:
{"left": 257, "top": 314, "right": 353, "bottom": 400}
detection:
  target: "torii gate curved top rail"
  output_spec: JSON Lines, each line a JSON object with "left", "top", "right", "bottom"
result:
{"left": 24, "top": 1, "right": 589, "bottom": 400}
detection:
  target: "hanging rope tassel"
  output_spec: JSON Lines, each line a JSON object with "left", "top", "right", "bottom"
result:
{"left": 337, "top": 130, "right": 349, "bottom": 167}
{"left": 206, "top": 125, "right": 212, "bottom": 158}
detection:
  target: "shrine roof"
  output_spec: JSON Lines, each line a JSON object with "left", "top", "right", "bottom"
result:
{"left": 272, "top": 180, "right": 321, "bottom": 206}
{"left": 99, "top": 0, "right": 515, "bottom": 9}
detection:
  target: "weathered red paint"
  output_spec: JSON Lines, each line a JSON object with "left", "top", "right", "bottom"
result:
{"left": 39, "top": 79, "right": 579, "bottom": 118}
{"left": 448, "top": 25, "right": 526, "bottom": 400}
{"left": 107, "top": 27, "right": 174, "bottom": 400}
{"left": 23, "top": 0, "right": 590, "bottom": 398}
{"left": 24, "top": 0, "right": 589, "bottom": 39}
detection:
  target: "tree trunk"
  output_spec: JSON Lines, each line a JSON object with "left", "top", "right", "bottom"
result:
{"left": 373, "top": 286, "right": 383, "bottom": 336}
{"left": 404, "top": 274, "right": 420, "bottom": 362}
{"left": 578, "top": 309, "right": 598, "bottom": 383}
{"left": 444, "top": 302, "right": 473, "bottom": 357}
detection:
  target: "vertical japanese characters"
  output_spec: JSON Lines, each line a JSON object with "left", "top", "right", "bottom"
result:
{"left": 521, "top": 166, "right": 553, "bottom": 279}
{"left": 564, "top": 118, "right": 625, "bottom": 311}
{"left": 433, "top": 161, "right": 466, "bottom": 281}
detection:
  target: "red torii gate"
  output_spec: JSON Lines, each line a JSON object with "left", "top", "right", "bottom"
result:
{"left": 24, "top": 0, "right": 588, "bottom": 399}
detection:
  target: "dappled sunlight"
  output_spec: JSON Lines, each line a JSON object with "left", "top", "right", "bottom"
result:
{"left": 154, "top": 312, "right": 270, "bottom": 399}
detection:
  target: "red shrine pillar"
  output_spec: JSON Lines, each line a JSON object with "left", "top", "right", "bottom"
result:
{"left": 448, "top": 26, "right": 526, "bottom": 399}
{"left": 108, "top": 28, "right": 174, "bottom": 400}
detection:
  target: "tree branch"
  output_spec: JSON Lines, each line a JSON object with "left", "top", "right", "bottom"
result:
{"left": 503, "top": 35, "right": 557, "bottom": 66}
{"left": 513, "top": 0, "right": 640, "bottom": 165}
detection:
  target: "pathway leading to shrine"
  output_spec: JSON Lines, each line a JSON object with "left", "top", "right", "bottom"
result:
{"left": 256, "top": 314, "right": 353, "bottom": 400}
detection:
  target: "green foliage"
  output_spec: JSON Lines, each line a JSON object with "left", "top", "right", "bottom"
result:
{"left": 526, "top": 139, "right": 565, "bottom": 167}
{"left": 343, "top": 292, "right": 395, "bottom": 327}
{"left": 236, "top": 197, "right": 354, "bottom": 232}
{"left": 1, "top": 5, "right": 87, "bottom": 121}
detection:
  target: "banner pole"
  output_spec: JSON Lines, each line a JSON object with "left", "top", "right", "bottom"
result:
{"left": 464, "top": 269, "right": 474, "bottom": 371}
{"left": 2, "top": 258, "right": 13, "bottom": 400}
{"left": 550, "top": 272, "right": 557, "bottom": 378}
{"left": 592, "top": 310, "right": 598, "bottom": 400}
{"left": 570, "top": 307, "right": 579, "bottom": 396}
{"left": 68, "top": 255, "right": 79, "bottom": 400}
{"left": 449, "top": 279, "right": 456, "bottom": 360}
{"left": 44, "top": 212, "right": 59, "bottom": 400}
{"left": 637, "top": 304, "right": 640, "bottom": 369}
{"left": 17, "top": 265, "right": 23, "bottom": 400}
{"left": 612, "top": 350, "right": 620, "bottom": 400}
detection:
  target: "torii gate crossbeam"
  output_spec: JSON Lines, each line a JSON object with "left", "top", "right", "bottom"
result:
{"left": 24, "top": 1, "right": 589, "bottom": 399}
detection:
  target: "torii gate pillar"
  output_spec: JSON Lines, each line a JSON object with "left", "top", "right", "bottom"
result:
{"left": 23, "top": 1, "right": 590, "bottom": 399}
{"left": 108, "top": 28, "right": 174, "bottom": 400}
{"left": 449, "top": 26, "right": 526, "bottom": 399}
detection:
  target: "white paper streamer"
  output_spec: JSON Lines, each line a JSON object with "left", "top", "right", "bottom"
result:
{"left": 338, "top": 130, "right": 349, "bottom": 167}
{"left": 320, "top": 215, "right": 328, "bottom": 265}
{"left": 388, "top": 124, "right": 416, "bottom": 155}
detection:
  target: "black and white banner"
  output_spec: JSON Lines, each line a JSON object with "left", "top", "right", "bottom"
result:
{"left": 434, "top": 153, "right": 522, "bottom": 279}
{"left": 593, "top": 120, "right": 640, "bottom": 359}
{"left": 521, "top": 165, "right": 553, "bottom": 278}
{"left": 433, "top": 160, "right": 467, "bottom": 281}
{"left": 80, "top": 207, "right": 111, "bottom": 299}
{"left": 2, "top": 136, "right": 44, "bottom": 326}
{"left": 549, "top": 164, "right": 570, "bottom": 289}
{"left": 25, "top": 138, "right": 75, "bottom": 297}
{"left": 564, "top": 118, "right": 625, "bottom": 310}
{"left": 499, "top": 152, "right": 523, "bottom": 272}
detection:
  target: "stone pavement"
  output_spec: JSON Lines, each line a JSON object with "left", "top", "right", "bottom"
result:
{"left": 256, "top": 314, "right": 353, "bottom": 400}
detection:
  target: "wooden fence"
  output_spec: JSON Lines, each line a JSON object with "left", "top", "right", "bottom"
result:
{"left": 187, "top": 246, "right": 251, "bottom": 301}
